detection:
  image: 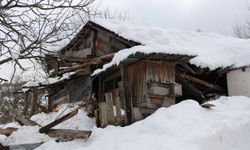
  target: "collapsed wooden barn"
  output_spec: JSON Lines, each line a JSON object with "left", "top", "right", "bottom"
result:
{"left": 22, "top": 19, "right": 250, "bottom": 127}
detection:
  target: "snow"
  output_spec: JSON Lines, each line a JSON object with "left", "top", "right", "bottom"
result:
{"left": 0, "top": 59, "right": 47, "bottom": 83}
{"left": 2, "top": 126, "right": 51, "bottom": 145}
{"left": 1, "top": 96, "right": 250, "bottom": 149}
{"left": 0, "top": 103, "right": 95, "bottom": 146}
{"left": 90, "top": 19, "right": 250, "bottom": 75}
{"left": 0, "top": 135, "right": 6, "bottom": 143}
{"left": 0, "top": 122, "right": 21, "bottom": 129}
{"left": 23, "top": 72, "right": 76, "bottom": 87}
{"left": 33, "top": 96, "right": 250, "bottom": 150}
{"left": 30, "top": 103, "right": 95, "bottom": 130}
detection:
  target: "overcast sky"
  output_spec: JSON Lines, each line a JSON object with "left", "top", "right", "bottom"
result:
{"left": 102, "top": 0, "right": 250, "bottom": 35}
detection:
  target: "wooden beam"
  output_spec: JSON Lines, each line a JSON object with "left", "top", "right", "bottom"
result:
{"left": 179, "top": 62, "right": 196, "bottom": 74}
{"left": 180, "top": 73, "right": 223, "bottom": 92}
{"left": 1, "top": 142, "right": 45, "bottom": 150}
{"left": 38, "top": 104, "right": 50, "bottom": 113}
{"left": 0, "top": 128, "right": 18, "bottom": 136}
{"left": 47, "top": 129, "right": 92, "bottom": 139}
{"left": 176, "top": 74, "right": 205, "bottom": 102}
{"left": 57, "top": 64, "right": 89, "bottom": 75}
{"left": 39, "top": 110, "right": 78, "bottom": 133}
{"left": 14, "top": 114, "right": 40, "bottom": 127}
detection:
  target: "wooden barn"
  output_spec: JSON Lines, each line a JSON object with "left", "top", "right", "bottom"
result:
{"left": 94, "top": 52, "right": 194, "bottom": 127}
{"left": 22, "top": 19, "right": 250, "bottom": 127}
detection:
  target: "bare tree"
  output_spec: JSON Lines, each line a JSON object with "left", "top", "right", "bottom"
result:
{"left": 233, "top": 1, "right": 250, "bottom": 39}
{"left": 0, "top": 0, "right": 97, "bottom": 78}
{"left": 233, "top": 21, "right": 250, "bottom": 39}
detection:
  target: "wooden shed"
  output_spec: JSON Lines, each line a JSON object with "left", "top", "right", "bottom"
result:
{"left": 94, "top": 52, "right": 193, "bottom": 127}
{"left": 27, "top": 19, "right": 230, "bottom": 127}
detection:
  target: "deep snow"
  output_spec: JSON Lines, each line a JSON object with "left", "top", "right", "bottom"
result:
{"left": 2, "top": 96, "right": 250, "bottom": 150}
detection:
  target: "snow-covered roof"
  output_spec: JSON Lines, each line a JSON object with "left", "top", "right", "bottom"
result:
{"left": 90, "top": 19, "right": 250, "bottom": 75}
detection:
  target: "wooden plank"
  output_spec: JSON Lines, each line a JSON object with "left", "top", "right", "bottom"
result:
{"left": 98, "top": 102, "right": 108, "bottom": 127}
{"left": 2, "top": 142, "right": 45, "bottom": 150}
{"left": 0, "top": 128, "right": 18, "bottom": 136}
{"left": 57, "top": 64, "right": 89, "bottom": 75}
{"left": 47, "top": 129, "right": 92, "bottom": 139}
{"left": 105, "top": 93, "right": 115, "bottom": 124}
{"left": 179, "top": 62, "right": 196, "bottom": 74}
{"left": 39, "top": 110, "right": 78, "bottom": 133}
{"left": 121, "top": 63, "right": 133, "bottom": 125}
{"left": 14, "top": 114, "right": 40, "bottom": 127}
{"left": 90, "top": 30, "right": 97, "bottom": 57}
{"left": 113, "top": 90, "right": 122, "bottom": 125}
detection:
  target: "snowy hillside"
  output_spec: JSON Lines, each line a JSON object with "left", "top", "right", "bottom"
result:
{"left": 1, "top": 96, "right": 250, "bottom": 150}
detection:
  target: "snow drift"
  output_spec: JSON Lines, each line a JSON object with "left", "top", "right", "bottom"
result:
{"left": 34, "top": 96, "right": 250, "bottom": 150}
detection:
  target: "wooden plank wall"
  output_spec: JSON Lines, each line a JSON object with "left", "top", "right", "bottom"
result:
{"left": 127, "top": 59, "right": 176, "bottom": 118}
{"left": 98, "top": 90, "right": 124, "bottom": 127}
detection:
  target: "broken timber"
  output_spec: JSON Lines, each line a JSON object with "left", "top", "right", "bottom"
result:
{"left": 14, "top": 114, "right": 40, "bottom": 126}
{"left": 201, "top": 103, "right": 216, "bottom": 109}
{"left": 47, "top": 129, "right": 92, "bottom": 139}
{"left": 0, "top": 142, "right": 45, "bottom": 150}
{"left": 180, "top": 73, "right": 223, "bottom": 92}
{"left": 39, "top": 109, "right": 78, "bottom": 133}
{"left": 38, "top": 104, "right": 50, "bottom": 113}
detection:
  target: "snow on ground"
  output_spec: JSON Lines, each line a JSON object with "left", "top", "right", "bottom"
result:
{"left": 1, "top": 103, "right": 95, "bottom": 146}
{"left": 35, "top": 96, "right": 250, "bottom": 150}
{"left": 0, "top": 122, "right": 21, "bottom": 129}
{"left": 0, "top": 135, "right": 6, "bottom": 143}
{"left": 2, "top": 126, "right": 51, "bottom": 145}
{"left": 91, "top": 19, "right": 250, "bottom": 75}
{"left": 30, "top": 103, "right": 95, "bottom": 130}
{"left": 1, "top": 96, "right": 250, "bottom": 149}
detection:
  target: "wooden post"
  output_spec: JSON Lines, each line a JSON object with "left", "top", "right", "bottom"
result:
{"left": 120, "top": 63, "right": 133, "bottom": 125}
{"left": 90, "top": 30, "right": 97, "bottom": 57}
{"left": 23, "top": 89, "right": 30, "bottom": 116}
{"left": 29, "top": 87, "right": 38, "bottom": 117}
{"left": 98, "top": 102, "right": 108, "bottom": 127}
{"left": 105, "top": 93, "right": 115, "bottom": 124}
{"left": 98, "top": 76, "right": 104, "bottom": 103}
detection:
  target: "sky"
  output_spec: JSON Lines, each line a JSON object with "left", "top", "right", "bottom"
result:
{"left": 102, "top": 0, "right": 250, "bottom": 35}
